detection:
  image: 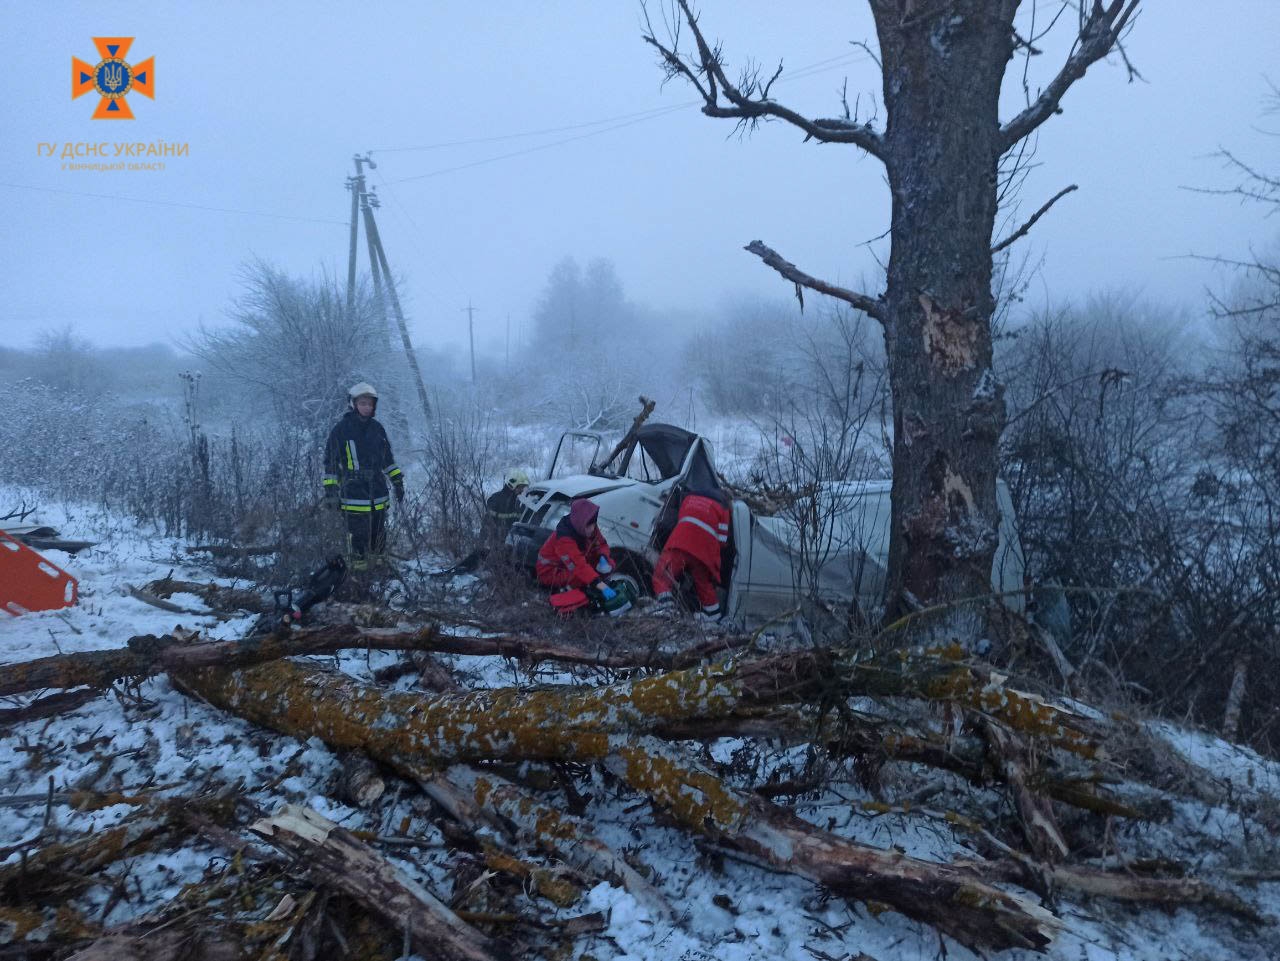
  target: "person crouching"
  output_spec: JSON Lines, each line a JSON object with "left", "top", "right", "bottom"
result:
{"left": 536, "top": 499, "right": 619, "bottom": 613}
{"left": 652, "top": 489, "right": 730, "bottom": 621}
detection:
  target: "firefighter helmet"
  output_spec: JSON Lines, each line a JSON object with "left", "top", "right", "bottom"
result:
{"left": 348, "top": 382, "right": 378, "bottom": 414}
{"left": 505, "top": 468, "right": 531, "bottom": 489}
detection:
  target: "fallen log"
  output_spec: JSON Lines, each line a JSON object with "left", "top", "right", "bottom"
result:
{"left": 336, "top": 753, "right": 386, "bottom": 808}
{"left": 0, "top": 622, "right": 752, "bottom": 699}
{"left": 142, "top": 576, "right": 273, "bottom": 613}
{"left": 171, "top": 657, "right": 1265, "bottom": 948}
{"left": 455, "top": 768, "right": 675, "bottom": 923}
{"left": 173, "top": 661, "right": 1060, "bottom": 950}
{"left": 124, "top": 585, "right": 234, "bottom": 621}
{"left": 0, "top": 688, "right": 101, "bottom": 726}
{"left": 605, "top": 733, "right": 1059, "bottom": 950}
{"left": 250, "top": 804, "right": 510, "bottom": 961}
{"left": 659, "top": 709, "right": 1161, "bottom": 820}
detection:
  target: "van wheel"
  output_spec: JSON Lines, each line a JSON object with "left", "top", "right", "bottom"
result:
{"left": 610, "top": 550, "right": 651, "bottom": 597}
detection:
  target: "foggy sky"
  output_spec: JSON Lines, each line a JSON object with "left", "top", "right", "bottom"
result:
{"left": 3, "top": 1, "right": 1278, "bottom": 356}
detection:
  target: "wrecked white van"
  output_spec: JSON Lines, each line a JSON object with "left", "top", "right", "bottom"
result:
{"left": 507, "top": 423, "right": 1024, "bottom": 628}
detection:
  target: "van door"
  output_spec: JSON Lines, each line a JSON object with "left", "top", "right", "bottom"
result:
{"left": 722, "top": 500, "right": 754, "bottom": 626}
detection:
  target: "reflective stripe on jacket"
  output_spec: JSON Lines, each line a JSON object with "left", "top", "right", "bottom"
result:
{"left": 323, "top": 410, "right": 401, "bottom": 503}
{"left": 536, "top": 517, "right": 613, "bottom": 589}
{"left": 486, "top": 486, "right": 523, "bottom": 532}
{"left": 663, "top": 493, "right": 730, "bottom": 581}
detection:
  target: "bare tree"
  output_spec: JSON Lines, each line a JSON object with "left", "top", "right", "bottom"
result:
{"left": 31, "top": 325, "right": 112, "bottom": 395}
{"left": 644, "top": 1, "right": 1139, "bottom": 635}
{"left": 750, "top": 308, "right": 888, "bottom": 639}
{"left": 189, "top": 259, "right": 389, "bottom": 435}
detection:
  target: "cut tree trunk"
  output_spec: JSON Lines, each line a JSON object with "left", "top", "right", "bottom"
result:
{"left": 336, "top": 753, "right": 385, "bottom": 808}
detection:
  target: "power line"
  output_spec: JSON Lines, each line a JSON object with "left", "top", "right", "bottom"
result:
{"left": 371, "top": 167, "right": 469, "bottom": 312}
{"left": 373, "top": 51, "right": 869, "bottom": 156}
{"left": 390, "top": 105, "right": 690, "bottom": 184}
{"left": 0, "top": 181, "right": 347, "bottom": 226}
{"left": 371, "top": 103, "right": 698, "bottom": 153}
{"left": 382, "top": 50, "right": 872, "bottom": 183}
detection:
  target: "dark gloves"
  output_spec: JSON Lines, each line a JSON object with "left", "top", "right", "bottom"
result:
{"left": 323, "top": 489, "right": 340, "bottom": 511}
{"left": 393, "top": 479, "right": 405, "bottom": 503}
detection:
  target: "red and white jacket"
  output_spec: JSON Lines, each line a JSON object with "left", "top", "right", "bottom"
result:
{"left": 536, "top": 516, "right": 614, "bottom": 589}
{"left": 662, "top": 492, "right": 730, "bottom": 580}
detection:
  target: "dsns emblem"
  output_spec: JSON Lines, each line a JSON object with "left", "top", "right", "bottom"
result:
{"left": 72, "top": 37, "right": 154, "bottom": 119}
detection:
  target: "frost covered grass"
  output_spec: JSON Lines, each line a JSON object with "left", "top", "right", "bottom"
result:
{"left": 3, "top": 492, "right": 1280, "bottom": 959}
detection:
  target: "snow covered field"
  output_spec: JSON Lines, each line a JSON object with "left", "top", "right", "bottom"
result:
{"left": 3, "top": 490, "right": 1280, "bottom": 960}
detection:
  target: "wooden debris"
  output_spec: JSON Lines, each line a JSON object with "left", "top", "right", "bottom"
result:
{"left": 461, "top": 768, "right": 675, "bottom": 923}
{"left": 250, "top": 804, "right": 510, "bottom": 961}
{"left": 336, "top": 753, "right": 386, "bottom": 808}
{"left": 0, "top": 621, "right": 754, "bottom": 700}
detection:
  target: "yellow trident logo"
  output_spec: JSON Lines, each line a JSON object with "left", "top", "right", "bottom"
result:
{"left": 72, "top": 37, "right": 154, "bottom": 119}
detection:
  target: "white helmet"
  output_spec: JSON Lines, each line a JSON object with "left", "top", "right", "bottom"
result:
{"left": 505, "top": 468, "right": 530, "bottom": 489}
{"left": 348, "top": 382, "right": 378, "bottom": 400}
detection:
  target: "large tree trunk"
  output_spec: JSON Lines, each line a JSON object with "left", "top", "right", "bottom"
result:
{"left": 875, "top": 2, "right": 1015, "bottom": 628}
{"left": 175, "top": 659, "right": 1060, "bottom": 951}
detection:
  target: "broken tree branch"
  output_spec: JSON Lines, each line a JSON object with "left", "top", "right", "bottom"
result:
{"left": 744, "top": 240, "right": 886, "bottom": 321}
{"left": 250, "top": 804, "right": 510, "bottom": 961}
{"left": 0, "top": 622, "right": 753, "bottom": 699}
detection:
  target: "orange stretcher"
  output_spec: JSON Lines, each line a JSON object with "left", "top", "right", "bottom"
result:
{"left": 0, "top": 530, "right": 79, "bottom": 616}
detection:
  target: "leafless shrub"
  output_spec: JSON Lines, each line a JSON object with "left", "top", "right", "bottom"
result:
{"left": 187, "top": 258, "right": 390, "bottom": 436}
{"left": 999, "top": 293, "right": 1280, "bottom": 751}
{"left": 745, "top": 308, "right": 888, "bottom": 642}
{"left": 410, "top": 400, "right": 500, "bottom": 558}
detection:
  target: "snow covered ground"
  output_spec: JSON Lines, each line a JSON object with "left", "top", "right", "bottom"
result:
{"left": 3, "top": 489, "right": 1280, "bottom": 960}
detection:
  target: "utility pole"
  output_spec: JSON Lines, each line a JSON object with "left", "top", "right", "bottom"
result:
{"left": 346, "top": 154, "right": 374, "bottom": 314}
{"left": 505, "top": 313, "right": 510, "bottom": 374}
{"left": 462, "top": 301, "right": 478, "bottom": 385}
{"left": 359, "top": 186, "right": 386, "bottom": 337}
{"left": 363, "top": 190, "right": 433, "bottom": 424}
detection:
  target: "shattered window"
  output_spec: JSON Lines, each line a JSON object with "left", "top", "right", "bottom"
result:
{"left": 548, "top": 433, "right": 603, "bottom": 480}
{"left": 624, "top": 444, "right": 664, "bottom": 482}
{"left": 631, "top": 425, "right": 695, "bottom": 480}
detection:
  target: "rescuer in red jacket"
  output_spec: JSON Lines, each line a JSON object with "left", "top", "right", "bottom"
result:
{"left": 536, "top": 499, "right": 616, "bottom": 593}
{"left": 652, "top": 489, "right": 731, "bottom": 620}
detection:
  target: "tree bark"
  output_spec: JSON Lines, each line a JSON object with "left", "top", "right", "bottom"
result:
{"left": 178, "top": 660, "right": 1058, "bottom": 951}
{"left": 1222, "top": 657, "right": 1248, "bottom": 741}
{"left": 0, "top": 623, "right": 752, "bottom": 698}
{"left": 872, "top": 1, "right": 1017, "bottom": 628}
{"left": 250, "top": 804, "right": 509, "bottom": 961}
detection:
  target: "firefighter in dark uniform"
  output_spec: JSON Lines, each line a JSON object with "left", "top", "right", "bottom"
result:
{"left": 484, "top": 469, "right": 530, "bottom": 543}
{"left": 323, "top": 382, "right": 404, "bottom": 569}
